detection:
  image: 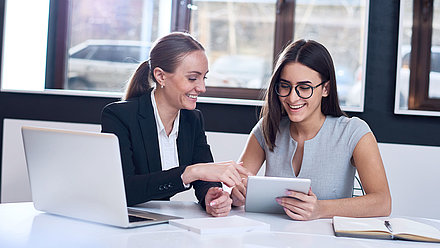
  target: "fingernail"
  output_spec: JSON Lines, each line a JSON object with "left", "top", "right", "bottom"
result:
{"left": 276, "top": 198, "right": 281, "bottom": 204}
{"left": 285, "top": 190, "right": 291, "bottom": 195}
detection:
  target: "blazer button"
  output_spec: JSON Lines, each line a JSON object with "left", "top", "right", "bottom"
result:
{"left": 159, "top": 185, "right": 163, "bottom": 191}
{"left": 168, "top": 183, "right": 173, "bottom": 188}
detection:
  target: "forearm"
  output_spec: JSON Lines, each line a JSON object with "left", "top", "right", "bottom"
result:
{"left": 125, "top": 167, "right": 188, "bottom": 206}
{"left": 318, "top": 192, "right": 392, "bottom": 218}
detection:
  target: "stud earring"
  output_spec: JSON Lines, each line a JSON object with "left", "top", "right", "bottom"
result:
{"left": 160, "top": 84, "right": 164, "bottom": 89}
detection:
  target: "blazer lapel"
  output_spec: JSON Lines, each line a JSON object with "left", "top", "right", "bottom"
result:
{"left": 177, "top": 111, "right": 192, "bottom": 167}
{"left": 138, "top": 91, "right": 162, "bottom": 173}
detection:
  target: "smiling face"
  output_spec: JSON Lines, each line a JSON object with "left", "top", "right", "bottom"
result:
{"left": 155, "top": 50, "right": 208, "bottom": 112}
{"left": 278, "top": 62, "right": 328, "bottom": 124}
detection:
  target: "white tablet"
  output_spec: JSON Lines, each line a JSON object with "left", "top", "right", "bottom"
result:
{"left": 245, "top": 176, "right": 311, "bottom": 214}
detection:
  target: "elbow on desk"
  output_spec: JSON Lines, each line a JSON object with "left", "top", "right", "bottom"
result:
{"left": 377, "top": 193, "right": 392, "bottom": 217}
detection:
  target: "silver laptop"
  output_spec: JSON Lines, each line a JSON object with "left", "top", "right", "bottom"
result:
{"left": 21, "top": 126, "right": 181, "bottom": 228}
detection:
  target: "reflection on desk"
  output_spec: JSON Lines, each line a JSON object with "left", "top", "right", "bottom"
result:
{"left": 1, "top": 201, "right": 439, "bottom": 248}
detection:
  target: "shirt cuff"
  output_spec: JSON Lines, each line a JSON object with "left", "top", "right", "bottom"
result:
{"left": 181, "top": 174, "right": 191, "bottom": 189}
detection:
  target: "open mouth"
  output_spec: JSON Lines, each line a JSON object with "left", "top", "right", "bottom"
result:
{"left": 288, "top": 103, "right": 305, "bottom": 110}
{"left": 186, "top": 94, "right": 198, "bottom": 100}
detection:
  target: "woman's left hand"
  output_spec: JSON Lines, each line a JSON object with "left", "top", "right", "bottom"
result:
{"left": 276, "top": 188, "right": 322, "bottom": 221}
{"left": 205, "top": 187, "right": 232, "bottom": 217}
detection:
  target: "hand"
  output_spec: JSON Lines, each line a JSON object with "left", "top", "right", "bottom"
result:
{"left": 231, "top": 177, "right": 248, "bottom": 207}
{"left": 205, "top": 187, "right": 232, "bottom": 217}
{"left": 182, "top": 161, "right": 252, "bottom": 188}
{"left": 276, "top": 188, "right": 321, "bottom": 221}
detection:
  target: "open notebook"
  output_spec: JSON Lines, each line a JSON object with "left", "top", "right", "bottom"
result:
{"left": 333, "top": 216, "right": 440, "bottom": 243}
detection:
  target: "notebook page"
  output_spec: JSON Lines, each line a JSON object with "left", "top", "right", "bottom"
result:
{"left": 390, "top": 218, "right": 440, "bottom": 239}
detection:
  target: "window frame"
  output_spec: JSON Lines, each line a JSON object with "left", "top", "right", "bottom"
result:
{"left": 407, "top": 0, "right": 440, "bottom": 111}
{"left": 47, "top": 0, "right": 367, "bottom": 109}
{"left": 173, "top": 0, "right": 295, "bottom": 100}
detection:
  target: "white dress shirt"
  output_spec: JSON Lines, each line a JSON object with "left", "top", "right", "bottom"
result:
{"left": 151, "top": 89, "right": 190, "bottom": 188}
{"left": 151, "top": 88, "right": 180, "bottom": 171}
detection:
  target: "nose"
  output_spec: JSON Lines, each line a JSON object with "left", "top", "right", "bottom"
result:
{"left": 196, "top": 79, "right": 206, "bottom": 93}
{"left": 287, "top": 87, "right": 301, "bottom": 101}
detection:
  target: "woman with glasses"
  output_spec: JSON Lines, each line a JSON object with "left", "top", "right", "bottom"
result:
{"left": 231, "top": 40, "right": 391, "bottom": 220}
{"left": 101, "top": 32, "right": 250, "bottom": 217}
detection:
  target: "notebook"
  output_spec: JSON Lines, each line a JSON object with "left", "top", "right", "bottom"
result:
{"left": 169, "top": 215, "right": 270, "bottom": 234}
{"left": 333, "top": 216, "right": 440, "bottom": 243}
{"left": 21, "top": 126, "right": 181, "bottom": 228}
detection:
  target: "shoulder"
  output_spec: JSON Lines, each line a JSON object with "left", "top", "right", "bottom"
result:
{"left": 326, "top": 116, "right": 370, "bottom": 132}
{"left": 103, "top": 98, "right": 137, "bottom": 112}
{"left": 102, "top": 94, "right": 148, "bottom": 117}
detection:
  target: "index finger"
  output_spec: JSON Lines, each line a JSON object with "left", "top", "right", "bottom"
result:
{"left": 285, "top": 190, "right": 309, "bottom": 202}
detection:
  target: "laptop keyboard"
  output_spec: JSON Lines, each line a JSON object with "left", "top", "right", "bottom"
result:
{"left": 128, "top": 214, "right": 154, "bottom": 223}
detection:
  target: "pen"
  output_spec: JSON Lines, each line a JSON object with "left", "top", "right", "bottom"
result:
{"left": 384, "top": 220, "right": 393, "bottom": 232}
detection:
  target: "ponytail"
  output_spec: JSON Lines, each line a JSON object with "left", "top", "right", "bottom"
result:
{"left": 123, "top": 60, "right": 151, "bottom": 100}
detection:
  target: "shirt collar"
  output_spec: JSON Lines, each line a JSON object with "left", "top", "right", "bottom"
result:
{"left": 151, "top": 88, "right": 180, "bottom": 137}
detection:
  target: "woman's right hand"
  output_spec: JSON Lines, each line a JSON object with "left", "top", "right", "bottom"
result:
{"left": 231, "top": 177, "right": 248, "bottom": 207}
{"left": 182, "top": 161, "right": 251, "bottom": 188}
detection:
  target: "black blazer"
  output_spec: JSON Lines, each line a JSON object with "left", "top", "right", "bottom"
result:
{"left": 101, "top": 88, "right": 221, "bottom": 207}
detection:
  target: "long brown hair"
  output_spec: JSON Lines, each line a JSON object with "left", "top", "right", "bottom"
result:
{"left": 261, "top": 39, "right": 346, "bottom": 151}
{"left": 123, "top": 32, "right": 205, "bottom": 100}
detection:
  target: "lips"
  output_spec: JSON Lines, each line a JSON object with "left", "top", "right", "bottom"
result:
{"left": 186, "top": 94, "right": 198, "bottom": 99}
{"left": 288, "top": 103, "right": 305, "bottom": 109}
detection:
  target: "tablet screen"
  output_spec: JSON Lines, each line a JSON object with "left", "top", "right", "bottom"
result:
{"left": 245, "top": 176, "right": 311, "bottom": 214}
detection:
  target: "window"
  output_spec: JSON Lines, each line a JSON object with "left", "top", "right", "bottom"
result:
{"left": 59, "top": 0, "right": 168, "bottom": 92}
{"left": 396, "top": 0, "right": 440, "bottom": 113}
{"left": 2, "top": 0, "right": 369, "bottom": 110}
{"left": 187, "top": 0, "right": 368, "bottom": 109}
{"left": 190, "top": 0, "right": 276, "bottom": 94}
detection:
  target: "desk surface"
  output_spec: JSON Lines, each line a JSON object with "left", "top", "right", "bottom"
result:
{"left": 1, "top": 201, "right": 439, "bottom": 248}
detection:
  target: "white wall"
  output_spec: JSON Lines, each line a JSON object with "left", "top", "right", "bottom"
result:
{"left": 2, "top": 119, "right": 440, "bottom": 219}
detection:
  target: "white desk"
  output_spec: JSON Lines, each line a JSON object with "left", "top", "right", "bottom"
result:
{"left": 1, "top": 201, "right": 439, "bottom": 248}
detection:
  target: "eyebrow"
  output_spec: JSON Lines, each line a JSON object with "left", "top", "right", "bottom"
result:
{"left": 186, "top": 71, "right": 209, "bottom": 75}
{"left": 279, "top": 79, "right": 313, "bottom": 85}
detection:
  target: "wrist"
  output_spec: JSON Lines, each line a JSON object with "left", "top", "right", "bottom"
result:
{"left": 182, "top": 165, "right": 196, "bottom": 185}
{"left": 317, "top": 200, "right": 329, "bottom": 219}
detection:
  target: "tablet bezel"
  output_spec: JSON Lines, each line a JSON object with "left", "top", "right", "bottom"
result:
{"left": 245, "top": 176, "right": 311, "bottom": 214}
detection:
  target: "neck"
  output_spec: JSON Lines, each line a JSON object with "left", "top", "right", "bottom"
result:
{"left": 154, "top": 89, "right": 179, "bottom": 134}
{"left": 290, "top": 112, "right": 326, "bottom": 141}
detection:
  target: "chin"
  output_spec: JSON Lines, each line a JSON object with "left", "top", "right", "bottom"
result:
{"left": 182, "top": 103, "right": 197, "bottom": 110}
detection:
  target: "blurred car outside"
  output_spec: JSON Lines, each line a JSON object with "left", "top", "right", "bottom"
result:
{"left": 206, "top": 55, "right": 272, "bottom": 89}
{"left": 67, "top": 40, "right": 151, "bottom": 92}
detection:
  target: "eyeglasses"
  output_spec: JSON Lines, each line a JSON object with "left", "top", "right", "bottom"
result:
{"left": 275, "top": 80, "right": 326, "bottom": 99}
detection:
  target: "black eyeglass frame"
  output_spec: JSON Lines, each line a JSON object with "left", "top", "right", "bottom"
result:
{"left": 275, "top": 80, "right": 327, "bottom": 99}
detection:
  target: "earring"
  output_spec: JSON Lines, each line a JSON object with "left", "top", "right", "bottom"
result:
{"left": 160, "top": 84, "right": 164, "bottom": 89}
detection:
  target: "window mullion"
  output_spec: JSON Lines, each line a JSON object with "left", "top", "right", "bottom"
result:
{"left": 171, "top": 0, "right": 192, "bottom": 32}
{"left": 409, "top": 0, "right": 435, "bottom": 110}
{"left": 273, "top": 0, "right": 295, "bottom": 64}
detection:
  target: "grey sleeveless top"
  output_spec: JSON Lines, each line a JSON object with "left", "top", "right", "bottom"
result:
{"left": 252, "top": 116, "right": 371, "bottom": 200}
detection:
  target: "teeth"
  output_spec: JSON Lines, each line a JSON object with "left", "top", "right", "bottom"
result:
{"left": 289, "top": 104, "right": 305, "bottom": 109}
{"left": 187, "top": 94, "right": 197, "bottom": 99}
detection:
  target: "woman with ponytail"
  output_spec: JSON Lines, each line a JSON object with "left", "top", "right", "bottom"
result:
{"left": 101, "top": 32, "right": 250, "bottom": 217}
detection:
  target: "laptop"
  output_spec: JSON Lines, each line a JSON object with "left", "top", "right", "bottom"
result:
{"left": 21, "top": 126, "right": 181, "bottom": 228}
